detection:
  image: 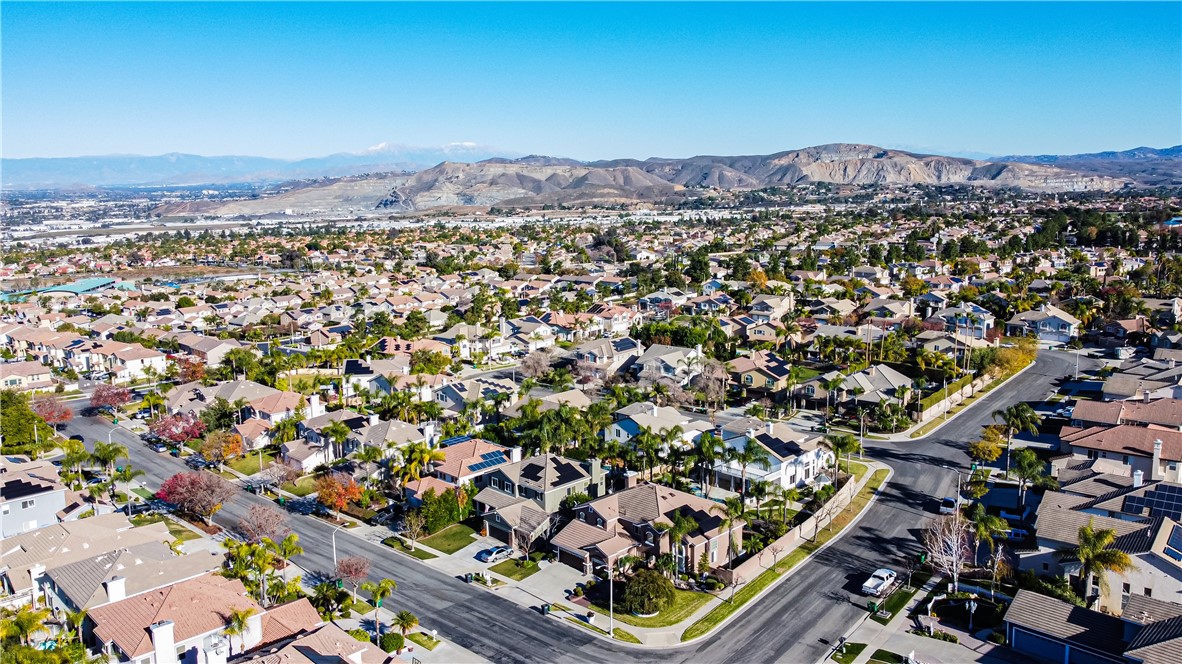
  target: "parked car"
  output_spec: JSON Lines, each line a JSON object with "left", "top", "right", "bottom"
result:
{"left": 477, "top": 546, "right": 513, "bottom": 563}
{"left": 939, "top": 497, "right": 959, "bottom": 515}
{"left": 150, "top": 442, "right": 168, "bottom": 453}
{"left": 862, "top": 568, "right": 897, "bottom": 596}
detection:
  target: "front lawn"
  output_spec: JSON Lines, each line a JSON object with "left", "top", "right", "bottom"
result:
{"left": 420, "top": 523, "right": 479, "bottom": 555}
{"left": 589, "top": 587, "right": 713, "bottom": 629}
{"left": 870, "top": 649, "right": 905, "bottom": 664}
{"left": 228, "top": 450, "right": 275, "bottom": 475}
{"left": 383, "top": 537, "right": 438, "bottom": 560}
{"left": 831, "top": 642, "right": 866, "bottom": 664}
{"left": 131, "top": 513, "right": 201, "bottom": 542}
{"left": 282, "top": 475, "right": 318, "bottom": 497}
{"left": 406, "top": 632, "right": 439, "bottom": 651}
{"left": 870, "top": 571, "right": 930, "bottom": 625}
{"left": 132, "top": 487, "right": 155, "bottom": 500}
{"left": 489, "top": 558, "right": 541, "bottom": 582}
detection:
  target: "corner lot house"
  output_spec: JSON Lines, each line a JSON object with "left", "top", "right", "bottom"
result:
{"left": 474, "top": 453, "right": 606, "bottom": 548}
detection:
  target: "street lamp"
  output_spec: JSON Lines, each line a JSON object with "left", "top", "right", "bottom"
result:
{"left": 331, "top": 522, "right": 346, "bottom": 567}
{"left": 108, "top": 427, "right": 119, "bottom": 445}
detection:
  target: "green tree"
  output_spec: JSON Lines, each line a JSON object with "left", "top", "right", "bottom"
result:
{"left": 361, "top": 578, "right": 397, "bottom": 635}
{"left": 711, "top": 496, "right": 746, "bottom": 571}
{"left": 1057, "top": 518, "right": 1137, "bottom": 606}
{"left": 1011, "top": 447, "right": 1057, "bottom": 507}
{"left": 992, "top": 403, "right": 1041, "bottom": 477}
{"left": 393, "top": 609, "right": 418, "bottom": 636}
{"left": 620, "top": 569, "right": 675, "bottom": 615}
{"left": 224, "top": 607, "right": 257, "bottom": 655}
{"left": 969, "top": 502, "right": 1009, "bottom": 562}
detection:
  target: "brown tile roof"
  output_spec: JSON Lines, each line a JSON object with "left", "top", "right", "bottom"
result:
{"left": 257, "top": 598, "right": 322, "bottom": 647}
{"left": 1060, "top": 425, "right": 1182, "bottom": 462}
{"left": 434, "top": 438, "right": 511, "bottom": 479}
{"left": 248, "top": 623, "right": 385, "bottom": 664}
{"left": 90, "top": 574, "right": 261, "bottom": 658}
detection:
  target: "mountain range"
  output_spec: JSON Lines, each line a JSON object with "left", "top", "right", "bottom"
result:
{"left": 141, "top": 143, "right": 1182, "bottom": 217}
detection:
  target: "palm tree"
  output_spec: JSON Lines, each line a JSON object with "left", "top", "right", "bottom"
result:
{"left": 711, "top": 496, "right": 746, "bottom": 572}
{"left": 393, "top": 609, "right": 418, "bottom": 636}
{"left": 90, "top": 440, "right": 128, "bottom": 476}
{"left": 695, "top": 431, "right": 726, "bottom": 499}
{"left": 63, "top": 608, "right": 88, "bottom": 645}
{"left": 634, "top": 426, "right": 662, "bottom": 481}
{"left": 361, "top": 578, "right": 397, "bottom": 635}
{"left": 1057, "top": 518, "right": 1137, "bottom": 607}
{"left": 266, "top": 533, "right": 303, "bottom": 582}
{"left": 822, "top": 374, "right": 846, "bottom": 423}
{"left": 824, "top": 433, "right": 861, "bottom": 477}
{"left": 0, "top": 605, "right": 50, "bottom": 645}
{"left": 224, "top": 607, "right": 257, "bottom": 655}
{"left": 322, "top": 420, "right": 351, "bottom": 461}
{"left": 142, "top": 390, "right": 165, "bottom": 418}
{"left": 114, "top": 465, "right": 146, "bottom": 515}
{"left": 729, "top": 439, "right": 771, "bottom": 499}
{"left": 969, "top": 503, "right": 1009, "bottom": 564}
{"left": 992, "top": 403, "right": 1041, "bottom": 477}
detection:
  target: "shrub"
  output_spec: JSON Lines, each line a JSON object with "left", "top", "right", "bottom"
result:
{"left": 348, "top": 629, "right": 371, "bottom": 643}
{"left": 705, "top": 577, "right": 723, "bottom": 591}
{"left": 572, "top": 586, "right": 584, "bottom": 597}
{"left": 379, "top": 633, "right": 404, "bottom": 653}
{"left": 988, "top": 630, "right": 1007, "bottom": 645}
{"left": 621, "top": 569, "right": 675, "bottom": 615}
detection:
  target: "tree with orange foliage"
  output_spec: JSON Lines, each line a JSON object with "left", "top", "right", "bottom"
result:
{"left": 201, "top": 431, "right": 244, "bottom": 468}
{"left": 315, "top": 472, "right": 362, "bottom": 519}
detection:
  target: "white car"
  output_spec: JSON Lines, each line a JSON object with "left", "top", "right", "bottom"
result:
{"left": 939, "top": 497, "right": 959, "bottom": 514}
{"left": 862, "top": 568, "right": 897, "bottom": 596}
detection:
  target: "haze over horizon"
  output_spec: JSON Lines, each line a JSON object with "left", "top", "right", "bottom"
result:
{"left": 3, "top": 2, "right": 1180, "bottom": 162}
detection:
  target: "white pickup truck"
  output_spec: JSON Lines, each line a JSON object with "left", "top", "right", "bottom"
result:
{"left": 862, "top": 568, "right": 897, "bottom": 597}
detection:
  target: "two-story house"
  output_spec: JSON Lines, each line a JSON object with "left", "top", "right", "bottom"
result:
{"left": 1, "top": 458, "right": 71, "bottom": 537}
{"left": 550, "top": 483, "right": 745, "bottom": 576}
{"left": 711, "top": 418, "right": 833, "bottom": 493}
{"left": 473, "top": 453, "right": 607, "bottom": 549}
{"left": 1006, "top": 304, "right": 1081, "bottom": 344}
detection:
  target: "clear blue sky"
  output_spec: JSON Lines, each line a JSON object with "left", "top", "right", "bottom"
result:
{"left": 3, "top": 2, "right": 1180, "bottom": 160}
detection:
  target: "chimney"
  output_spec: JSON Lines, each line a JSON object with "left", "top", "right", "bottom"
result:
{"left": 308, "top": 393, "right": 322, "bottom": 417}
{"left": 1152, "top": 439, "right": 1163, "bottom": 481}
{"left": 746, "top": 428, "right": 756, "bottom": 441}
{"left": 421, "top": 420, "right": 438, "bottom": 447}
{"left": 649, "top": 402, "right": 658, "bottom": 416}
{"left": 1133, "top": 469, "right": 1144, "bottom": 488}
{"left": 150, "top": 621, "right": 176, "bottom": 664}
{"left": 510, "top": 446, "right": 522, "bottom": 463}
{"left": 368, "top": 412, "right": 379, "bottom": 427}
{"left": 104, "top": 576, "right": 126, "bottom": 603}
{"left": 1145, "top": 390, "right": 1151, "bottom": 404}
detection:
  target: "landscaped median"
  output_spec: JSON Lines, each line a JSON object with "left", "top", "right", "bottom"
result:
{"left": 681, "top": 467, "right": 891, "bottom": 642}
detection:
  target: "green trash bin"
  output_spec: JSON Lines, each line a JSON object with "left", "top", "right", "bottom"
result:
{"left": 868, "top": 600, "right": 879, "bottom": 613}
{"left": 541, "top": 603, "right": 551, "bottom": 616}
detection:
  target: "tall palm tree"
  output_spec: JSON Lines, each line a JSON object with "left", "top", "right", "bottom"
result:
{"left": 969, "top": 503, "right": 1009, "bottom": 564}
{"left": 992, "top": 403, "right": 1041, "bottom": 477}
{"left": 63, "top": 608, "right": 88, "bottom": 645}
{"left": 711, "top": 496, "right": 746, "bottom": 571}
{"left": 1057, "top": 518, "right": 1137, "bottom": 607}
{"left": 695, "top": 431, "right": 726, "bottom": 499}
{"left": 90, "top": 440, "right": 128, "bottom": 476}
{"left": 114, "top": 465, "right": 146, "bottom": 515}
{"left": 322, "top": 420, "right": 351, "bottom": 460}
{"left": 729, "top": 439, "right": 771, "bottom": 499}
{"left": 824, "top": 433, "right": 861, "bottom": 477}
{"left": 634, "top": 426, "right": 662, "bottom": 481}
{"left": 360, "top": 578, "right": 397, "bottom": 635}
{"left": 224, "top": 607, "right": 257, "bottom": 655}
{"left": 142, "top": 390, "right": 165, "bottom": 418}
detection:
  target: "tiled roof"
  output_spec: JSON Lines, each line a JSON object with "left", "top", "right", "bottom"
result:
{"left": 90, "top": 574, "right": 261, "bottom": 658}
{"left": 1126, "top": 615, "right": 1182, "bottom": 664}
{"left": 1004, "top": 589, "right": 1127, "bottom": 657}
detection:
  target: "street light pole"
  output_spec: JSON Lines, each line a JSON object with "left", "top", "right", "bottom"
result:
{"left": 331, "top": 523, "right": 346, "bottom": 567}
{"left": 609, "top": 563, "right": 614, "bottom": 637}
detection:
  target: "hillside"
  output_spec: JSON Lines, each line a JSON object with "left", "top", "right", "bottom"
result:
{"left": 995, "top": 146, "right": 1182, "bottom": 187}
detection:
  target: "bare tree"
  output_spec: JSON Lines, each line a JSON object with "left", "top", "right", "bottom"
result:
{"left": 402, "top": 511, "right": 426, "bottom": 552}
{"left": 520, "top": 350, "right": 552, "bottom": 379}
{"left": 923, "top": 515, "right": 973, "bottom": 593}
{"left": 760, "top": 542, "right": 785, "bottom": 569}
{"left": 237, "top": 505, "right": 290, "bottom": 543}
{"left": 990, "top": 545, "right": 1012, "bottom": 601}
{"left": 264, "top": 461, "right": 300, "bottom": 488}
{"left": 335, "top": 556, "right": 371, "bottom": 603}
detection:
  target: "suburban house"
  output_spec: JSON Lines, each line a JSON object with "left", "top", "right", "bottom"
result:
{"left": 726, "top": 350, "right": 793, "bottom": 400}
{"left": 237, "top": 622, "right": 384, "bottom": 664}
{"left": 473, "top": 453, "right": 607, "bottom": 548}
{"left": 840, "top": 364, "right": 914, "bottom": 411}
{"left": 403, "top": 437, "right": 519, "bottom": 504}
{"left": 605, "top": 402, "right": 712, "bottom": 449}
{"left": 1058, "top": 426, "right": 1182, "bottom": 483}
{"left": 929, "top": 302, "right": 996, "bottom": 339}
{"left": 1071, "top": 399, "right": 1182, "bottom": 430}
{"left": 1005, "top": 304, "right": 1081, "bottom": 344}
{"left": 631, "top": 343, "right": 703, "bottom": 385}
{"left": 550, "top": 483, "right": 745, "bottom": 576}
{"left": 434, "top": 376, "right": 517, "bottom": 418}
{"left": 0, "top": 458, "right": 70, "bottom": 537}
{"left": 41, "top": 546, "right": 223, "bottom": 612}
{"left": 711, "top": 418, "right": 833, "bottom": 493}
{"left": 1003, "top": 589, "right": 1182, "bottom": 664}
{"left": 0, "top": 360, "right": 56, "bottom": 392}
{"left": 573, "top": 336, "right": 644, "bottom": 379}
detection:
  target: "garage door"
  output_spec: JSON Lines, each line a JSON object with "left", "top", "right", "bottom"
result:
{"left": 1012, "top": 627, "right": 1066, "bottom": 663}
{"left": 487, "top": 522, "right": 512, "bottom": 544}
{"left": 558, "top": 548, "right": 587, "bottom": 572}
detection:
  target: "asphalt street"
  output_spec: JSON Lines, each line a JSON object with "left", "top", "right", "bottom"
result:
{"left": 58, "top": 350, "right": 1093, "bottom": 663}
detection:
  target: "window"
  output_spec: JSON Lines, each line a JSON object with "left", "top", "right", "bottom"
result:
{"left": 21, "top": 499, "right": 34, "bottom": 509}
{"left": 506, "top": 482, "right": 514, "bottom": 494}
{"left": 1170, "top": 462, "right": 1178, "bottom": 472}
{"left": 1124, "top": 455, "right": 1131, "bottom": 465}
{"left": 743, "top": 375, "right": 753, "bottom": 385}
{"left": 1145, "top": 588, "right": 1152, "bottom": 598}
{"left": 1042, "top": 563, "right": 1049, "bottom": 571}
{"left": 491, "top": 478, "right": 500, "bottom": 489}
{"left": 1087, "top": 450, "right": 1098, "bottom": 460}
{"left": 596, "top": 518, "right": 603, "bottom": 527}
{"left": 578, "top": 512, "right": 585, "bottom": 522}
{"left": 645, "top": 532, "right": 654, "bottom": 545}
{"left": 1123, "top": 583, "right": 1130, "bottom": 595}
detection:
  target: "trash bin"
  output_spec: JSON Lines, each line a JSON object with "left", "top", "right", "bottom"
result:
{"left": 465, "top": 573, "right": 474, "bottom": 583}
{"left": 541, "top": 604, "right": 550, "bottom": 616}
{"left": 868, "top": 600, "right": 878, "bottom": 613}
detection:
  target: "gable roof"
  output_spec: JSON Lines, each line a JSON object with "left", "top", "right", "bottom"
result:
{"left": 1004, "top": 589, "right": 1127, "bottom": 657}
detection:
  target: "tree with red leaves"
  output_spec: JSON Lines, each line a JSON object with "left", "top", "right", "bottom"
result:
{"left": 335, "top": 555, "right": 371, "bottom": 602}
{"left": 151, "top": 414, "right": 207, "bottom": 444}
{"left": 176, "top": 358, "right": 206, "bottom": 384}
{"left": 90, "top": 383, "right": 131, "bottom": 412}
{"left": 156, "top": 471, "right": 235, "bottom": 524}
{"left": 31, "top": 396, "right": 73, "bottom": 429}
{"left": 316, "top": 472, "right": 362, "bottom": 518}
{"left": 237, "top": 504, "right": 291, "bottom": 543}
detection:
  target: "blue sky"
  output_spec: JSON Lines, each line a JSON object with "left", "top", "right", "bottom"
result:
{"left": 3, "top": 2, "right": 1180, "bottom": 160}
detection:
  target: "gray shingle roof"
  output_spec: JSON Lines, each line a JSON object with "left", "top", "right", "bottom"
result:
{"left": 1004, "top": 589, "right": 1127, "bottom": 657}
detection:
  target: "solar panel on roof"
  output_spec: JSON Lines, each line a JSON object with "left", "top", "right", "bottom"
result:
{"left": 1167, "top": 525, "right": 1182, "bottom": 562}
{"left": 439, "top": 435, "right": 472, "bottom": 448}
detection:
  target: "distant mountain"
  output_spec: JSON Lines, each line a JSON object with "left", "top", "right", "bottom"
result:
{"left": 159, "top": 143, "right": 1159, "bottom": 217}
{"left": 0, "top": 143, "right": 517, "bottom": 189}
{"left": 995, "top": 146, "right": 1182, "bottom": 186}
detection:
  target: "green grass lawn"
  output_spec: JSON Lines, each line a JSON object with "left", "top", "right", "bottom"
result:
{"left": 869, "top": 649, "right": 905, "bottom": 664}
{"left": 383, "top": 537, "right": 438, "bottom": 560}
{"left": 406, "top": 632, "right": 439, "bottom": 651}
{"left": 589, "top": 588, "right": 713, "bottom": 629}
{"left": 682, "top": 468, "right": 890, "bottom": 641}
{"left": 420, "top": 523, "right": 479, "bottom": 555}
{"left": 831, "top": 642, "right": 866, "bottom": 664}
{"left": 133, "top": 487, "right": 155, "bottom": 500}
{"left": 489, "top": 558, "right": 542, "bottom": 581}
{"left": 613, "top": 628, "right": 641, "bottom": 643}
{"left": 227, "top": 450, "right": 275, "bottom": 475}
{"left": 870, "top": 572, "right": 931, "bottom": 625}
{"left": 131, "top": 513, "right": 201, "bottom": 542}
{"left": 282, "top": 475, "right": 318, "bottom": 497}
